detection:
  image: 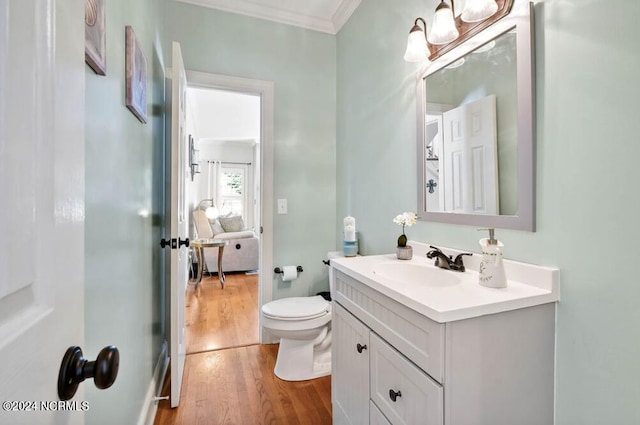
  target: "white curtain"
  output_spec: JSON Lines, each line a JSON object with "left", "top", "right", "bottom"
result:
{"left": 205, "top": 160, "right": 221, "bottom": 209}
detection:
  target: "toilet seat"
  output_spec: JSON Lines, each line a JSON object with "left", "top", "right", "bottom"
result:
{"left": 262, "top": 295, "right": 330, "bottom": 321}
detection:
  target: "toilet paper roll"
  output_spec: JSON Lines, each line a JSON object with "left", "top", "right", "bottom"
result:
{"left": 281, "top": 266, "right": 298, "bottom": 282}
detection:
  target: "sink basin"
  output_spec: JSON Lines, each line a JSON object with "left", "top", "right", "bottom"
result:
{"left": 372, "top": 262, "right": 461, "bottom": 287}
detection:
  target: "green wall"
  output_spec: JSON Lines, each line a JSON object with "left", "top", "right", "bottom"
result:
{"left": 337, "top": 0, "right": 640, "bottom": 423}
{"left": 84, "top": 0, "right": 167, "bottom": 423}
{"left": 167, "top": 3, "right": 337, "bottom": 299}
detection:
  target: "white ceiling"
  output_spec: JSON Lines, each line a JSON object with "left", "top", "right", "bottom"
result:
{"left": 187, "top": 87, "right": 261, "bottom": 142}
{"left": 175, "top": 0, "right": 362, "bottom": 34}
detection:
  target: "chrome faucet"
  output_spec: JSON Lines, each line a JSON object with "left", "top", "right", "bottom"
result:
{"left": 426, "top": 245, "right": 472, "bottom": 272}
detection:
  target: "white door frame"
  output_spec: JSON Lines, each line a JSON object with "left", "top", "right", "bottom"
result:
{"left": 186, "top": 70, "right": 274, "bottom": 343}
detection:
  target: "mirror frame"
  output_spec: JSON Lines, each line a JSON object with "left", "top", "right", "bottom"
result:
{"left": 416, "top": 2, "right": 535, "bottom": 231}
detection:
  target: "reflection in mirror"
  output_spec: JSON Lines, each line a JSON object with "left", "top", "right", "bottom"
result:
{"left": 416, "top": 4, "right": 534, "bottom": 231}
{"left": 424, "top": 30, "right": 517, "bottom": 215}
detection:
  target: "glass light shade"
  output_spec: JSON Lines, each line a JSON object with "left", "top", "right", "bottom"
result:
{"left": 473, "top": 39, "right": 496, "bottom": 53}
{"left": 404, "top": 29, "right": 430, "bottom": 62}
{"left": 428, "top": 3, "right": 459, "bottom": 45}
{"left": 461, "top": 0, "right": 499, "bottom": 23}
{"left": 445, "top": 57, "right": 466, "bottom": 69}
{"left": 205, "top": 206, "right": 219, "bottom": 219}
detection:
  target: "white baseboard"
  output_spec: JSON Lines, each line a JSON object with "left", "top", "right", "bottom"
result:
{"left": 137, "top": 340, "right": 170, "bottom": 425}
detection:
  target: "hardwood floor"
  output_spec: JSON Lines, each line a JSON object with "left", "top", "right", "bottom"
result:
{"left": 154, "top": 344, "right": 332, "bottom": 425}
{"left": 154, "top": 272, "right": 332, "bottom": 424}
{"left": 186, "top": 272, "right": 259, "bottom": 353}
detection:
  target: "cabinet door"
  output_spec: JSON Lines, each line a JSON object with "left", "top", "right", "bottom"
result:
{"left": 370, "top": 333, "right": 444, "bottom": 425}
{"left": 333, "top": 302, "right": 371, "bottom": 425}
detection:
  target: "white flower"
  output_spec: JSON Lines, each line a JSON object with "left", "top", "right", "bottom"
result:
{"left": 393, "top": 212, "right": 417, "bottom": 227}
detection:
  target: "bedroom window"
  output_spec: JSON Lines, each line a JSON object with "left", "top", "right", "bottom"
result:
{"left": 219, "top": 166, "right": 246, "bottom": 218}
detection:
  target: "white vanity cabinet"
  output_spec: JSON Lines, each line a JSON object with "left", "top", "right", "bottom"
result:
{"left": 332, "top": 269, "right": 556, "bottom": 425}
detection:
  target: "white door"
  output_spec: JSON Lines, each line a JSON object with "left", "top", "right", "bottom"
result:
{"left": 168, "top": 42, "right": 190, "bottom": 408}
{"left": 442, "top": 95, "right": 499, "bottom": 214}
{"left": 0, "top": 0, "right": 85, "bottom": 423}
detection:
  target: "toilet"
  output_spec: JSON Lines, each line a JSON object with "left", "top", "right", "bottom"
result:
{"left": 261, "top": 295, "right": 331, "bottom": 381}
{"left": 261, "top": 253, "right": 340, "bottom": 381}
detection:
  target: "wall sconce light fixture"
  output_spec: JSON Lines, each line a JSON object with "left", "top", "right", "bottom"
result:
{"left": 404, "top": 0, "right": 513, "bottom": 63}
{"left": 428, "top": 1, "right": 459, "bottom": 45}
{"left": 189, "top": 135, "right": 200, "bottom": 181}
{"left": 404, "top": 18, "right": 430, "bottom": 62}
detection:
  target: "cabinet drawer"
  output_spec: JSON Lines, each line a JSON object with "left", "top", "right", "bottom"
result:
{"left": 370, "top": 400, "right": 392, "bottom": 425}
{"left": 370, "top": 333, "right": 443, "bottom": 425}
{"left": 335, "top": 270, "right": 445, "bottom": 382}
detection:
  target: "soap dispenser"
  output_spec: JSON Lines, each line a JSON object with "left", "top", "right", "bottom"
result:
{"left": 478, "top": 228, "right": 507, "bottom": 288}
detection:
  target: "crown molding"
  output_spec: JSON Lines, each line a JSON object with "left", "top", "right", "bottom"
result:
{"left": 175, "top": 0, "right": 361, "bottom": 35}
{"left": 332, "top": 0, "right": 361, "bottom": 33}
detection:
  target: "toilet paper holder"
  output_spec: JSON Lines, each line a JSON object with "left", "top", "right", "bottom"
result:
{"left": 274, "top": 266, "right": 303, "bottom": 274}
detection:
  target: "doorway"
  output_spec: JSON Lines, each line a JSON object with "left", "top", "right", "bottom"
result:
{"left": 183, "top": 71, "right": 274, "bottom": 353}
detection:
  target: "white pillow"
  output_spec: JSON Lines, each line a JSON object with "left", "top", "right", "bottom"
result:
{"left": 218, "top": 215, "right": 246, "bottom": 232}
{"left": 210, "top": 219, "right": 225, "bottom": 236}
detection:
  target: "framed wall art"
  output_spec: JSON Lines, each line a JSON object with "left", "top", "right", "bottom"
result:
{"left": 125, "top": 26, "right": 148, "bottom": 123}
{"left": 85, "top": 0, "right": 106, "bottom": 75}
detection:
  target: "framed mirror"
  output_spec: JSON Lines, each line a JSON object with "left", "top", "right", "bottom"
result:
{"left": 416, "top": 3, "right": 535, "bottom": 231}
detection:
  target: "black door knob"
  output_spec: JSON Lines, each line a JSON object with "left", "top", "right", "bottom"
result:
{"left": 159, "top": 238, "right": 171, "bottom": 248}
{"left": 58, "top": 346, "right": 119, "bottom": 401}
{"left": 179, "top": 237, "right": 190, "bottom": 248}
{"left": 356, "top": 343, "right": 367, "bottom": 353}
{"left": 389, "top": 389, "right": 402, "bottom": 402}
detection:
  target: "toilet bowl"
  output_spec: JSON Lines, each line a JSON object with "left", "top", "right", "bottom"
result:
{"left": 261, "top": 295, "right": 332, "bottom": 381}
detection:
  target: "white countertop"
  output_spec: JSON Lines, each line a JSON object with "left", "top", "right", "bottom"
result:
{"left": 331, "top": 241, "right": 560, "bottom": 323}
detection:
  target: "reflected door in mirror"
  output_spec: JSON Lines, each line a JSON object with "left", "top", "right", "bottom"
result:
{"left": 437, "top": 94, "right": 498, "bottom": 214}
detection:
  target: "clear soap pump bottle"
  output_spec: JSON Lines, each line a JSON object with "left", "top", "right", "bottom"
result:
{"left": 478, "top": 228, "right": 507, "bottom": 288}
